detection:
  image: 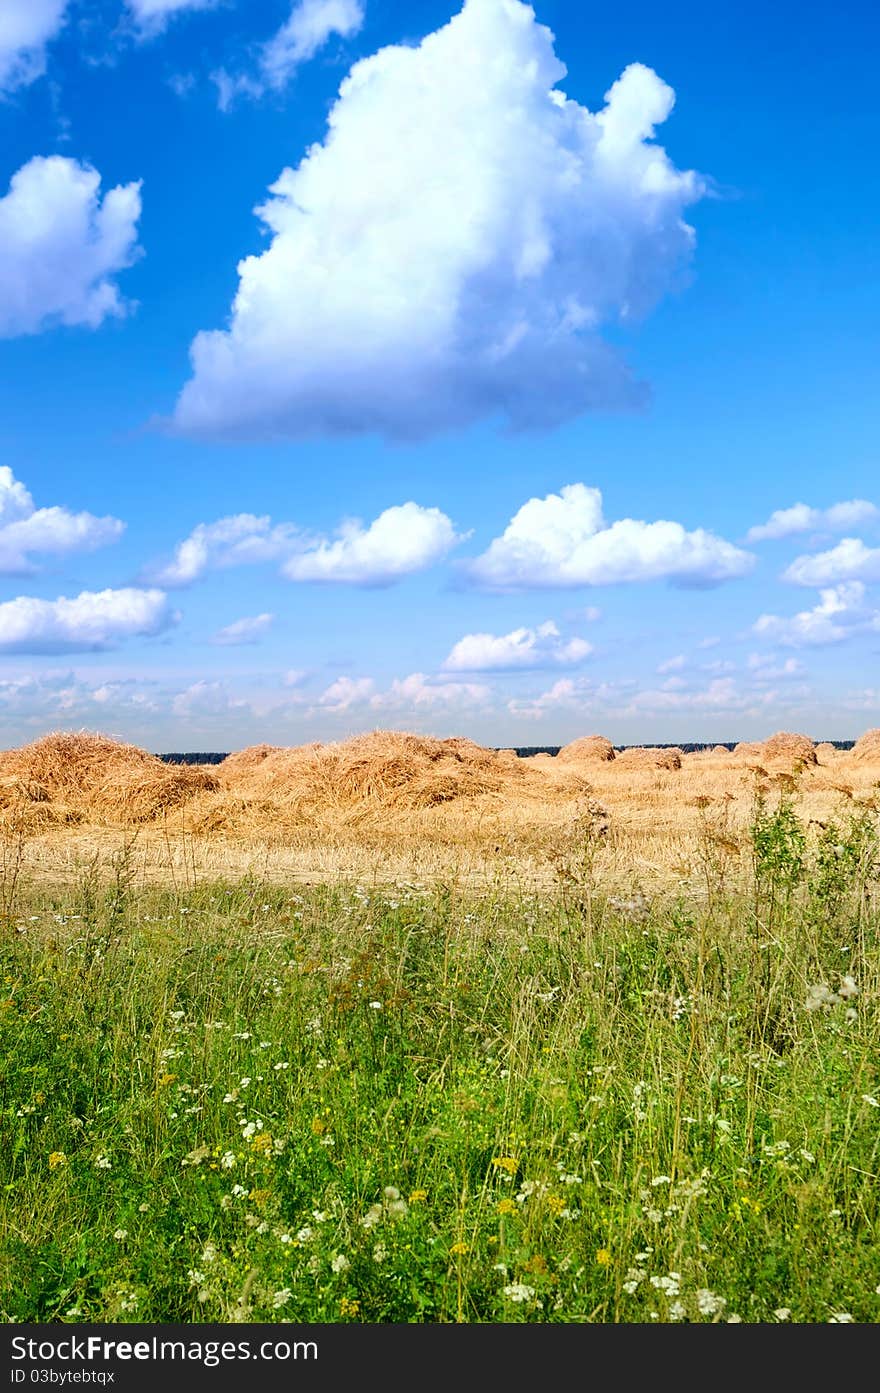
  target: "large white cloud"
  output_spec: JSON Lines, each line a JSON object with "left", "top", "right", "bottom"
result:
{"left": 753, "top": 582, "right": 880, "bottom": 648}
{"left": 782, "top": 537, "right": 880, "bottom": 587}
{"left": 468, "top": 484, "right": 753, "bottom": 588}
{"left": 0, "top": 466, "right": 124, "bottom": 574}
{"left": 0, "top": 588, "right": 176, "bottom": 653}
{"left": 175, "top": 0, "right": 703, "bottom": 440}
{"left": 443, "top": 619, "right": 590, "bottom": 671}
{"left": 746, "top": 499, "right": 877, "bottom": 543}
{"left": 282, "top": 503, "right": 461, "bottom": 584}
{"left": 0, "top": 157, "right": 142, "bottom": 339}
{"left": 0, "top": 0, "right": 66, "bottom": 93}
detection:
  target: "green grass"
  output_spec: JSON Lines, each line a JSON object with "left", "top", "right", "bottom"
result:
{"left": 1, "top": 798, "right": 879, "bottom": 1323}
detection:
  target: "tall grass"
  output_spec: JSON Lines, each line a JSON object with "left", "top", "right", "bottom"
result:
{"left": 1, "top": 795, "right": 878, "bottom": 1324}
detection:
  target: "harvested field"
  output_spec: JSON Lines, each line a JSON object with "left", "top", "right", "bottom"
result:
{"left": 2, "top": 726, "right": 880, "bottom": 891}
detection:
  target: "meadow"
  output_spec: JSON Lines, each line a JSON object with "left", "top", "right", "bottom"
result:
{"left": 2, "top": 758, "right": 879, "bottom": 1324}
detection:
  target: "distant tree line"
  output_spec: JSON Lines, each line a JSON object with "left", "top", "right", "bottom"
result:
{"left": 159, "top": 740, "right": 857, "bottom": 764}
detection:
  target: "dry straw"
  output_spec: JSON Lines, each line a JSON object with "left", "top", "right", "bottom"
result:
{"left": 614, "top": 746, "right": 683, "bottom": 770}
{"left": 556, "top": 735, "right": 617, "bottom": 763}
{"left": 0, "top": 731, "right": 218, "bottom": 825}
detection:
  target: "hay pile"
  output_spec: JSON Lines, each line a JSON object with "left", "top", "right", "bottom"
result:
{"left": 850, "top": 729, "right": 880, "bottom": 762}
{"left": 219, "top": 744, "right": 285, "bottom": 774}
{"left": 732, "top": 741, "right": 764, "bottom": 760}
{"left": 615, "top": 746, "right": 683, "bottom": 771}
{"left": 0, "top": 731, "right": 219, "bottom": 825}
{"left": 814, "top": 742, "right": 838, "bottom": 762}
{"left": 761, "top": 732, "right": 818, "bottom": 767}
{"left": 221, "top": 730, "right": 578, "bottom": 813}
{"left": 556, "top": 735, "right": 616, "bottom": 764}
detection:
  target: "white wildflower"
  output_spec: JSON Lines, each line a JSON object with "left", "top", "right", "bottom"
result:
{"left": 696, "top": 1289, "right": 727, "bottom": 1317}
{"left": 503, "top": 1283, "right": 536, "bottom": 1304}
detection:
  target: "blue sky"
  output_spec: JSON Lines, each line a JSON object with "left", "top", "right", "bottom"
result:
{"left": 1, "top": 0, "right": 878, "bottom": 749}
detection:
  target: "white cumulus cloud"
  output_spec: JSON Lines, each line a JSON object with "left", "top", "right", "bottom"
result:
{"left": 211, "top": 612, "right": 275, "bottom": 646}
{"left": 282, "top": 503, "right": 461, "bottom": 584}
{"left": 753, "top": 582, "right": 880, "bottom": 648}
{"left": 0, "top": 466, "right": 124, "bottom": 574}
{"left": 175, "top": 0, "right": 703, "bottom": 440}
{"left": 443, "top": 620, "right": 590, "bottom": 672}
{"left": 782, "top": 537, "right": 880, "bottom": 587}
{"left": 746, "top": 499, "right": 878, "bottom": 543}
{"left": 0, "top": 0, "right": 67, "bottom": 93}
{"left": 0, "top": 156, "right": 142, "bottom": 339}
{"left": 468, "top": 484, "right": 753, "bottom": 588}
{"left": 0, "top": 588, "right": 176, "bottom": 653}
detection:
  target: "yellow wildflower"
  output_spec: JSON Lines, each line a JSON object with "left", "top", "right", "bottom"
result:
{"left": 491, "top": 1156, "right": 518, "bottom": 1175}
{"left": 449, "top": 1241, "right": 469, "bottom": 1256}
{"left": 497, "top": 1197, "right": 518, "bottom": 1216}
{"left": 408, "top": 1189, "right": 428, "bottom": 1204}
{"left": 339, "top": 1297, "right": 360, "bottom": 1318}
{"left": 596, "top": 1248, "right": 612, "bottom": 1266}
{"left": 48, "top": 1151, "right": 67, "bottom": 1170}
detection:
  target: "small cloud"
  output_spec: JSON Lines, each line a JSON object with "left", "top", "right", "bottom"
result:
{"left": 783, "top": 537, "right": 880, "bottom": 588}
{"left": 167, "top": 71, "right": 196, "bottom": 98}
{"left": 315, "top": 675, "right": 375, "bottom": 711}
{"left": 282, "top": 503, "right": 462, "bottom": 585}
{"left": 0, "top": 587, "right": 176, "bottom": 654}
{"left": 0, "top": 0, "right": 68, "bottom": 95}
{"left": 443, "top": 620, "right": 591, "bottom": 672}
{"left": 0, "top": 466, "right": 124, "bottom": 574}
{"left": 746, "top": 499, "right": 877, "bottom": 543}
{"left": 371, "top": 672, "right": 491, "bottom": 711}
{"left": 125, "top": 0, "right": 221, "bottom": 39}
{"left": 211, "top": 612, "right": 275, "bottom": 646}
{"left": 212, "top": 0, "right": 365, "bottom": 110}
{"left": 753, "top": 582, "right": 880, "bottom": 648}
{"left": 657, "top": 654, "right": 685, "bottom": 674}
{"left": 0, "top": 156, "right": 142, "bottom": 339}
